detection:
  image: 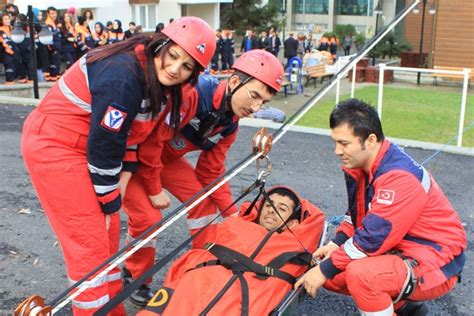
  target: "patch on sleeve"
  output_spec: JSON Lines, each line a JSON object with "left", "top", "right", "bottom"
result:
{"left": 101, "top": 105, "right": 128, "bottom": 132}
{"left": 376, "top": 189, "right": 395, "bottom": 205}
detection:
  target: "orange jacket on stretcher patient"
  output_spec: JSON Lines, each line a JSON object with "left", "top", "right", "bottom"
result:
{"left": 137, "top": 187, "right": 325, "bottom": 316}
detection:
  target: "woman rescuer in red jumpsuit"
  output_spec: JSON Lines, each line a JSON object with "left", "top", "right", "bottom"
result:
{"left": 21, "top": 17, "right": 215, "bottom": 315}
{"left": 121, "top": 50, "right": 285, "bottom": 305}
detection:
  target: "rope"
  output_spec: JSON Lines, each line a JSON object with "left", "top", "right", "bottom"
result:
{"left": 421, "top": 120, "right": 474, "bottom": 165}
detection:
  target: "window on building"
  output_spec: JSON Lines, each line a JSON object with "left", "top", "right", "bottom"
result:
{"left": 336, "top": 0, "right": 372, "bottom": 16}
{"left": 131, "top": 4, "right": 157, "bottom": 31}
{"left": 293, "top": 0, "right": 329, "bottom": 15}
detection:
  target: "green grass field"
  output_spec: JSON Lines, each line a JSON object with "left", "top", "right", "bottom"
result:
{"left": 297, "top": 86, "right": 474, "bottom": 148}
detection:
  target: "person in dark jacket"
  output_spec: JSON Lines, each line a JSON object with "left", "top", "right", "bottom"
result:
{"left": 210, "top": 28, "right": 223, "bottom": 74}
{"left": 257, "top": 30, "right": 269, "bottom": 50}
{"left": 16, "top": 15, "right": 33, "bottom": 83}
{"left": 44, "top": 6, "right": 62, "bottom": 81}
{"left": 93, "top": 22, "right": 108, "bottom": 47}
{"left": 268, "top": 29, "right": 281, "bottom": 57}
{"left": 108, "top": 19, "right": 125, "bottom": 44}
{"left": 124, "top": 21, "right": 137, "bottom": 39}
{"left": 60, "top": 11, "right": 77, "bottom": 69}
{"left": 240, "top": 29, "right": 256, "bottom": 53}
{"left": 0, "top": 13, "right": 21, "bottom": 84}
{"left": 221, "top": 28, "right": 234, "bottom": 73}
{"left": 283, "top": 32, "right": 298, "bottom": 69}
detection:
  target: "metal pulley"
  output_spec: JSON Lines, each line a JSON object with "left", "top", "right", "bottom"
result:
{"left": 252, "top": 128, "right": 273, "bottom": 158}
{"left": 15, "top": 295, "right": 52, "bottom": 316}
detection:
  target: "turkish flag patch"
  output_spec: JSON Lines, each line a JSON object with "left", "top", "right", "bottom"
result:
{"left": 376, "top": 189, "right": 395, "bottom": 205}
{"left": 101, "top": 106, "right": 127, "bottom": 132}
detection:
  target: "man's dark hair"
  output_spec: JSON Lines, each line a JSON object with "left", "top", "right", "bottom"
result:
{"left": 155, "top": 22, "right": 164, "bottom": 33}
{"left": 47, "top": 6, "right": 57, "bottom": 13}
{"left": 129, "top": 21, "right": 136, "bottom": 26}
{"left": 329, "top": 98, "right": 385, "bottom": 143}
{"left": 267, "top": 187, "right": 301, "bottom": 222}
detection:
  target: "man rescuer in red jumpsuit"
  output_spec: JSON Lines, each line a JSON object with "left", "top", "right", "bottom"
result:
{"left": 121, "top": 49, "right": 285, "bottom": 305}
{"left": 295, "top": 99, "right": 466, "bottom": 316}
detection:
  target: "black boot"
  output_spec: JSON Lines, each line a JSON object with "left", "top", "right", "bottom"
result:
{"left": 129, "top": 284, "right": 154, "bottom": 307}
{"left": 122, "top": 267, "right": 154, "bottom": 307}
{"left": 122, "top": 267, "right": 133, "bottom": 287}
{"left": 396, "top": 301, "right": 429, "bottom": 316}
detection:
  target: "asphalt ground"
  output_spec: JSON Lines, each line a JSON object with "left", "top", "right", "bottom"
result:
{"left": 0, "top": 103, "right": 473, "bottom": 315}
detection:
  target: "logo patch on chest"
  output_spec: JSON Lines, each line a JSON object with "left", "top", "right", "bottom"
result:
{"left": 101, "top": 106, "right": 127, "bottom": 132}
{"left": 170, "top": 137, "right": 186, "bottom": 150}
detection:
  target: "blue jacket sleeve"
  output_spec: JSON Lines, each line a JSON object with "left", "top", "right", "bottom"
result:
{"left": 87, "top": 59, "right": 144, "bottom": 214}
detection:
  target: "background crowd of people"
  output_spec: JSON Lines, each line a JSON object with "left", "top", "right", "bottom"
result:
{"left": 0, "top": 4, "right": 164, "bottom": 85}
{"left": 210, "top": 26, "right": 347, "bottom": 74}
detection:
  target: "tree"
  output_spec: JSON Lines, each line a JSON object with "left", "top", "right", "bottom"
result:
{"left": 369, "top": 32, "right": 412, "bottom": 59}
{"left": 220, "top": 0, "right": 280, "bottom": 33}
{"left": 333, "top": 24, "right": 356, "bottom": 41}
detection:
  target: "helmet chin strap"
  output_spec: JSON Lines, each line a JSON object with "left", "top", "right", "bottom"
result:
{"left": 225, "top": 75, "right": 252, "bottom": 113}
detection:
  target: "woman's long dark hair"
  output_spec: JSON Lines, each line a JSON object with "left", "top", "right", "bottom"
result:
{"left": 86, "top": 33, "right": 202, "bottom": 135}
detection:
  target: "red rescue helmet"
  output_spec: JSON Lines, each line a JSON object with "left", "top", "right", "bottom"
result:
{"left": 162, "top": 16, "right": 216, "bottom": 68}
{"left": 232, "top": 50, "right": 284, "bottom": 92}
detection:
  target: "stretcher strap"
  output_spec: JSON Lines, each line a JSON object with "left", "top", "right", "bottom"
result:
{"left": 236, "top": 273, "right": 249, "bottom": 316}
{"left": 192, "top": 252, "right": 310, "bottom": 273}
{"left": 200, "top": 229, "right": 277, "bottom": 316}
{"left": 204, "top": 243, "right": 296, "bottom": 284}
{"left": 200, "top": 275, "right": 239, "bottom": 316}
{"left": 266, "top": 251, "right": 312, "bottom": 270}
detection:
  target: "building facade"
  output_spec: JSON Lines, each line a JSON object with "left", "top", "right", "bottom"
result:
{"left": 403, "top": 0, "right": 474, "bottom": 68}
{"left": 281, "top": 0, "right": 397, "bottom": 37}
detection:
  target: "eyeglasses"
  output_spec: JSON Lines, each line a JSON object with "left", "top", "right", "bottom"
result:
{"left": 244, "top": 85, "right": 268, "bottom": 107}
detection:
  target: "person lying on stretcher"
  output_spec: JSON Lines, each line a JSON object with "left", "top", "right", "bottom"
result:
{"left": 137, "top": 186, "right": 325, "bottom": 316}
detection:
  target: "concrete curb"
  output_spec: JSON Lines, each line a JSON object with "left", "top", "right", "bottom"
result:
{"left": 240, "top": 118, "right": 474, "bottom": 156}
{"left": 0, "top": 95, "right": 40, "bottom": 106}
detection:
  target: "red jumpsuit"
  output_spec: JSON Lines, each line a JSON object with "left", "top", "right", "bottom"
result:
{"left": 21, "top": 45, "right": 183, "bottom": 315}
{"left": 137, "top": 196, "right": 325, "bottom": 315}
{"left": 123, "top": 75, "right": 240, "bottom": 285}
{"left": 319, "top": 140, "right": 466, "bottom": 313}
